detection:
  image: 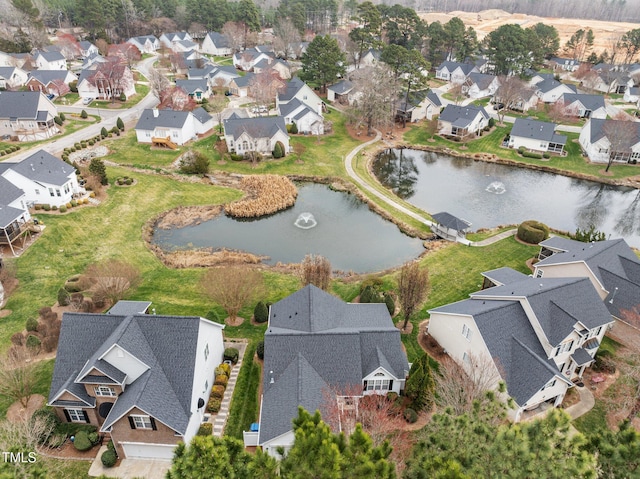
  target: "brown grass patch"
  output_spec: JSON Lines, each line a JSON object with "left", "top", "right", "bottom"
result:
{"left": 225, "top": 175, "right": 297, "bottom": 218}
{"left": 158, "top": 248, "right": 267, "bottom": 269}
{"left": 156, "top": 205, "right": 223, "bottom": 229}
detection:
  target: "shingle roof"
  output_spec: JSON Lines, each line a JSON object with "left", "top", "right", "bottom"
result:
{"left": 0, "top": 66, "right": 18, "bottom": 79}
{"left": 510, "top": 118, "right": 566, "bottom": 145}
{"left": 572, "top": 348, "right": 593, "bottom": 366}
{"left": 584, "top": 118, "right": 640, "bottom": 146}
{"left": 437, "top": 61, "right": 476, "bottom": 76}
{"left": 536, "top": 79, "right": 577, "bottom": 94}
{"left": 36, "top": 51, "right": 65, "bottom": 63}
{"left": 561, "top": 93, "right": 605, "bottom": 112}
{"left": 28, "top": 70, "right": 75, "bottom": 85}
{"left": 328, "top": 79, "right": 353, "bottom": 95}
{"left": 135, "top": 109, "right": 190, "bottom": 131}
{"left": 481, "top": 267, "right": 529, "bottom": 286}
{"left": 175, "top": 78, "right": 208, "bottom": 94}
{"left": 232, "top": 72, "right": 255, "bottom": 88}
{"left": 191, "top": 107, "right": 212, "bottom": 125}
{"left": 11, "top": 150, "right": 72, "bottom": 187}
{"left": 432, "top": 211, "right": 471, "bottom": 230}
{"left": 223, "top": 115, "right": 286, "bottom": 141}
{"left": 466, "top": 72, "right": 496, "bottom": 90}
{"left": 0, "top": 91, "right": 47, "bottom": 120}
{"left": 439, "top": 104, "right": 489, "bottom": 127}
{"left": 205, "top": 32, "right": 230, "bottom": 48}
{"left": 278, "top": 77, "right": 306, "bottom": 102}
{"left": 0, "top": 175, "right": 24, "bottom": 208}
{"left": 107, "top": 300, "right": 152, "bottom": 316}
{"left": 0, "top": 202, "right": 25, "bottom": 229}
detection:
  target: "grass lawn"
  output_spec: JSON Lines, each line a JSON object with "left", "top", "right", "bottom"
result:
{"left": 213, "top": 56, "right": 234, "bottom": 66}
{"left": 225, "top": 341, "right": 261, "bottom": 439}
{"left": 92, "top": 84, "right": 151, "bottom": 110}
{"left": 54, "top": 93, "right": 79, "bottom": 105}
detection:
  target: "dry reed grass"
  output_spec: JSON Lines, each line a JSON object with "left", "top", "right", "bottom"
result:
{"left": 156, "top": 205, "right": 223, "bottom": 229}
{"left": 225, "top": 175, "right": 297, "bottom": 218}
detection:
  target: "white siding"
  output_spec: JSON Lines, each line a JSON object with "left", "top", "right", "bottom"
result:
{"left": 102, "top": 345, "right": 150, "bottom": 384}
{"left": 120, "top": 442, "right": 174, "bottom": 460}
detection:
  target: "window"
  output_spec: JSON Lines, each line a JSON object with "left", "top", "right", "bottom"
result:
{"left": 66, "top": 408, "right": 86, "bottom": 422}
{"left": 541, "top": 379, "right": 556, "bottom": 391}
{"left": 558, "top": 340, "right": 574, "bottom": 354}
{"left": 56, "top": 189, "right": 61, "bottom": 197}
{"left": 94, "top": 386, "right": 116, "bottom": 397}
{"left": 463, "top": 352, "right": 470, "bottom": 365}
{"left": 595, "top": 326, "right": 603, "bottom": 337}
{"left": 35, "top": 189, "right": 40, "bottom": 195}
{"left": 535, "top": 269, "right": 544, "bottom": 278}
{"left": 365, "top": 379, "right": 391, "bottom": 391}
{"left": 129, "top": 415, "right": 154, "bottom": 429}
{"left": 203, "top": 380, "right": 209, "bottom": 394}
{"left": 204, "top": 343, "right": 209, "bottom": 361}
{"left": 462, "top": 324, "right": 472, "bottom": 341}
{"left": 49, "top": 188, "right": 54, "bottom": 197}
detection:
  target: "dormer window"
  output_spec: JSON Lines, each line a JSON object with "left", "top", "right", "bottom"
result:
{"left": 94, "top": 386, "right": 117, "bottom": 397}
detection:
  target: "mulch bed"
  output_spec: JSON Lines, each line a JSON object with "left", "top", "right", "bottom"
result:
{"left": 224, "top": 316, "right": 245, "bottom": 327}
{"left": 40, "top": 440, "right": 100, "bottom": 460}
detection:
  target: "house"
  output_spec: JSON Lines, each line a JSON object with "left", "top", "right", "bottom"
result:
{"left": 0, "top": 149, "right": 83, "bottom": 208}
{"left": 0, "top": 51, "right": 14, "bottom": 67}
{"left": 561, "top": 93, "right": 607, "bottom": 119}
{"left": 107, "top": 300, "right": 152, "bottom": 315}
{"left": 278, "top": 98, "right": 324, "bottom": 135}
{"left": 208, "top": 66, "right": 241, "bottom": 89}
{"left": 508, "top": 118, "right": 567, "bottom": 154}
{"left": 228, "top": 73, "right": 255, "bottom": 98}
{"left": 0, "top": 91, "right": 59, "bottom": 141}
{"left": 430, "top": 211, "right": 471, "bottom": 242}
{"left": 462, "top": 73, "right": 499, "bottom": 99}
{"left": 34, "top": 51, "right": 67, "bottom": 70}
{"left": 396, "top": 90, "right": 442, "bottom": 123}
{"left": 107, "top": 43, "right": 141, "bottom": 64}
{"left": 135, "top": 108, "right": 213, "bottom": 146}
{"left": 623, "top": 86, "right": 639, "bottom": 104}
{"left": 526, "top": 71, "right": 555, "bottom": 86}
{"left": 47, "top": 307, "right": 225, "bottom": 460}
{"left": 428, "top": 268, "right": 613, "bottom": 422}
{"left": 187, "top": 63, "right": 216, "bottom": 80}
{"left": 26, "top": 70, "right": 77, "bottom": 97}
{"left": 201, "top": 32, "right": 232, "bottom": 56}
{"left": 254, "top": 58, "right": 291, "bottom": 80}
{"left": 245, "top": 285, "right": 409, "bottom": 456}
{"left": 276, "top": 77, "right": 324, "bottom": 115}
{"left": 435, "top": 61, "right": 478, "bottom": 84}
{"left": 534, "top": 237, "right": 640, "bottom": 320}
{"left": 549, "top": 57, "right": 580, "bottom": 72}
{"left": 170, "top": 40, "right": 199, "bottom": 53}
{"left": 223, "top": 115, "right": 289, "bottom": 157}
{"left": 77, "top": 62, "right": 136, "bottom": 101}
{"left": 0, "top": 66, "right": 28, "bottom": 89}
{"left": 591, "top": 68, "right": 633, "bottom": 94}
{"left": 233, "top": 48, "right": 275, "bottom": 71}
{"left": 79, "top": 41, "right": 99, "bottom": 58}
{"left": 327, "top": 80, "right": 354, "bottom": 104}
{"left": 438, "top": 104, "right": 489, "bottom": 138}
{"left": 284, "top": 41, "right": 308, "bottom": 59}
{"left": 494, "top": 84, "right": 538, "bottom": 112}
{"left": 175, "top": 79, "right": 211, "bottom": 102}
{"left": 578, "top": 118, "right": 640, "bottom": 164}
{"left": 82, "top": 52, "right": 106, "bottom": 70}
{"left": 160, "top": 32, "right": 194, "bottom": 50}
{"left": 127, "top": 35, "right": 160, "bottom": 54}
{"left": 5, "top": 53, "right": 33, "bottom": 70}
{"left": 359, "top": 48, "right": 381, "bottom": 67}
{"left": 0, "top": 175, "right": 32, "bottom": 256}
{"left": 535, "top": 79, "right": 577, "bottom": 103}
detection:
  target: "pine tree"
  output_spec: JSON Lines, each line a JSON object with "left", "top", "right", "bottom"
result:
{"left": 300, "top": 35, "right": 347, "bottom": 93}
{"left": 404, "top": 353, "right": 435, "bottom": 411}
{"left": 89, "top": 158, "right": 108, "bottom": 185}
{"left": 116, "top": 117, "right": 125, "bottom": 131}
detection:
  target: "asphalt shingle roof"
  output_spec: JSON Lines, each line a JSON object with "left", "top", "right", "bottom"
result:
{"left": 510, "top": 118, "right": 567, "bottom": 145}
{"left": 223, "top": 115, "right": 286, "bottom": 141}
{"left": 481, "top": 267, "right": 529, "bottom": 286}
{"left": 107, "top": 300, "right": 151, "bottom": 316}
{"left": 328, "top": 79, "right": 353, "bottom": 95}
{"left": 432, "top": 211, "right": 471, "bottom": 230}
{"left": 439, "top": 104, "right": 489, "bottom": 127}
{"left": 536, "top": 79, "right": 577, "bottom": 94}
{"left": 561, "top": 93, "right": 605, "bottom": 112}
{"left": 11, "top": 150, "right": 73, "bottom": 187}
{"left": 135, "top": 109, "right": 190, "bottom": 130}
{"left": 205, "top": 32, "right": 230, "bottom": 48}
{"left": 583, "top": 118, "right": 640, "bottom": 147}
{"left": 28, "top": 70, "right": 75, "bottom": 85}
{"left": 175, "top": 78, "right": 208, "bottom": 94}
{"left": 466, "top": 72, "right": 496, "bottom": 90}
{"left": 0, "top": 91, "right": 46, "bottom": 120}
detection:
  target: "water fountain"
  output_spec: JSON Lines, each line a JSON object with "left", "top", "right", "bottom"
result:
{"left": 294, "top": 212, "right": 317, "bottom": 229}
{"left": 486, "top": 181, "right": 506, "bottom": 195}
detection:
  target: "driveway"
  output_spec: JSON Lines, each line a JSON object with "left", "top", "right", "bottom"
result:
{"left": 88, "top": 446, "right": 171, "bottom": 479}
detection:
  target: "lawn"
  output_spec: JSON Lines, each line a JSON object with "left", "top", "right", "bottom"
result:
{"left": 54, "top": 93, "right": 79, "bottom": 105}
{"left": 91, "top": 83, "right": 151, "bottom": 110}
{"left": 225, "top": 341, "right": 262, "bottom": 439}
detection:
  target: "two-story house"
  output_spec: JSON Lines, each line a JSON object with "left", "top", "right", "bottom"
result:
{"left": 201, "top": 32, "right": 232, "bottom": 56}
{"left": 0, "top": 66, "right": 28, "bottom": 89}
{"left": 0, "top": 175, "right": 31, "bottom": 256}
{"left": 34, "top": 51, "right": 67, "bottom": 70}
{"left": 223, "top": 114, "right": 289, "bottom": 157}
{"left": 48, "top": 306, "right": 225, "bottom": 460}
{"left": 0, "top": 91, "right": 59, "bottom": 141}
{"left": 578, "top": 118, "right": 640, "bottom": 164}
{"left": 428, "top": 268, "right": 613, "bottom": 422}
{"left": 435, "top": 61, "right": 479, "bottom": 84}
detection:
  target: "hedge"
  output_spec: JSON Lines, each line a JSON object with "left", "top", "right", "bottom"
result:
{"left": 207, "top": 398, "right": 222, "bottom": 413}
{"left": 214, "top": 374, "right": 228, "bottom": 387}
{"left": 73, "top": 430, "right": 93, "bottom": 451}
{"left": 257, "top": 340, "right": 264, "bottom": 360}
{"left": 101, "top": 449, "right": 117, "bottom": 467}
{"left": 522, "top": 151, "right": 543, "bottom": 159}
{"left": 197, "top": 423, "right": 213, "bottom": 435}
{"left": 517, "top": 220, "right": 550, "bottom": 244}
{"left": 211, "top": 385, "right": 225, "bottom": 399}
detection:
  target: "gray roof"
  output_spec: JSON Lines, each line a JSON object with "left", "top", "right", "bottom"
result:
{"left": 571, "top": 348, "right": 593, "bottom": 366}
{"left": 439, "top": 104, "right": 489, "bottom": 127}
{"left": 561, "top": 93, "right": 605, "bottom": 112}
{"left": 135, "top": 109, "right": 190, "bottom": 131}
{"left": 191, "top": 107, "right": 212, "bottom": 125}
{"left": 0, "top": 91, "right": 48, "bottom": 121}
{"left": 278, "top": 77, "right": 306, "bottom": 102}
{"left": 550, "top": 57, "right": 580, "bottom": 66}
{"left": 107, "top": 300, "right": 152, "bottom": 316}
{"left": 130, "top": 35, "right": 158, "bottom": 45}
{"left": 36, "top": 51, "right": 65, "bottom": 63}
{"left": 223, "top": 115, "right": 286, "bottom": 141}
{"left": 466, "top": 72, "right": 496, "bottom": 90}
{"left": 0, "top": 176, "right": 26, "bottom": 228}
{"left": 50, "top": 313, "right": 209, "bottom": 435}
{"left": 536, "top": 79, "right": 577, "bottom": 94}
{"left": 260, "top": 285, "right": 409, "bottom": 443}
{"left": 28, "top": 70, "right": 75, "bottom": 85}
{"left": 205, "top": 32, "right": 230, "bottom": 48}
{"left": 187, "top": 64, "right": 216, "bottom": 79}
{"left": 510, "top": 118, "right": 567, "bottom": 145}
{"left": 279, "top": 98, "right": 315, "bottom": 119}
{"left": 481, "top": 267, "right": 529, "bottom": 286}
{"left": 432, "top": 211, "right": 471, "bottom": 231}
{"left": 12, "top": 150, "right": 73, "bottom": 187}
{"left": 328, "top": 79, "right": 353, "bottom": 95}
{"left": 584, "top": 118, "right": 640, "bottom": 147}
{"left": 232, "top": 72, "right": 255, "bottom": 88}
{"left": 426, "top": 90, "right": 442, "bottom": 107}
{"left": 175, "top": 78, "right": 208, "bottom": 94}
{"left": 539, "top": 236, "right": 583, "bottom": 252}
{"left": 79, "top": 41, "right": 95, "bottom": 51}
{"left": 0, "top": 66, "right": 19, "bottom": 79}
{"left": 437, "top": 61, "right": 476, "bottom": 76}
{"left": 0, "top": 203, "right": 24, "bottom": 229}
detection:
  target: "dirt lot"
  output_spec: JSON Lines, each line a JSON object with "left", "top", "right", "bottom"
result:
{"left": 420, "top": 9, "right": 640, "bottom": 55}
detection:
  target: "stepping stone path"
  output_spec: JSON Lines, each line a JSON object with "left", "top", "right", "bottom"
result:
{"left": 212, "top": 340, "right": 247, "bottom": 437}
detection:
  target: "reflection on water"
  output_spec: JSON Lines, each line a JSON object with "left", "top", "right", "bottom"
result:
{"left": 372, "top": 149, "right": 640, "bottom": 247}
{"left": 152, "top": 184, "right": 425, "bottom": 273}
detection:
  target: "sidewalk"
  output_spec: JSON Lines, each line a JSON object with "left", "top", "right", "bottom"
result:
{"left": 211, "top": 340, "right": 248, "bottom": 437}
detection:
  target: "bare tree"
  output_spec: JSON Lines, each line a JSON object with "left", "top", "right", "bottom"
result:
{"left": 96, "top": 39, "right": 109, "bottom": 56}
{"left": 273, "top": 18, "right": 301, "bottom": 59}
{"left": 449, "top": 83, "right": 465, "bottom": 105}
{"left": 546, "top": 100, "right": 571, "bottom": 124}
{"left": 148, "top": 67, "right": 171, "bottom": 100}
{"left": 602, "top": 119, "right": 639, "bottom": 172}
{"left": 0, "top": 348, "right": 37, "bottom": 409}
{"left": 85, "top": 259, "right": 141, "bottom": 306}
{"left": 89, "top": 57, "right": 135, "bottom": 103}
{"left": 494, "top": 75, "right": 530, "bottom": 123}
{"left": 207, "top": 95, "right": 228, "bottom": 133}
{"left": 397, "top": 261, "right": 429, "bottom": 330}
{"left": 300, "top": 254, "right": 332, "bottom": 291}
{"left": 200, "top": 267, "right": 264, "bottom": 321}
{"left": 248, "top": 70, "right": 284, "bottom": 108}
{"left": 433, "top": 353, "right": 501, "bottom": 416}
{"left": 350, "top": 65, "right": 398, "bottom": 136}
{"left": 221, "top": 22, "right": 245, "bottom": 55}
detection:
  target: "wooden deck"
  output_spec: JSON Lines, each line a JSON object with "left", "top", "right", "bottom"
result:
{"left": 151, "top": 136, "right": 178, "bottom": 149}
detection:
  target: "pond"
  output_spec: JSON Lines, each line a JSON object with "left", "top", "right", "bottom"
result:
{"left": 152, "top": 183, "right": 425, "bottom": 273}
{"left": 372, "top": 148, "right": 640, "bottom": 247}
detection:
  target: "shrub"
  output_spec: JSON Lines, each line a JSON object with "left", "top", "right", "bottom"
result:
{"left": 57, "top": 288, "right": 70, "bottom": 306}
{"left": 119, "top": 92, "right": 126, "bottom": 102}
{"left": 179, "top": 151, "right": 210, "bottom": 175}
{"left": 43, "top": 204, "right": 51, "bottom": 211}
{"left": 224, "top": 348, "right": 239, "bottom": 363}
{"left": 290, "top": 121, "right": 298, "bottom": 134}
{"left": 543, "top": 152, "right": 551, "bottom": 159}
{"left": 517, "top": 220, "right": 550, "bottom": 244}
{"left": 517, "top": 146, "right": 526, "bottom": 154}
{"left": 59, "top": 113, "right": 65, "bottom": 122}
{"left": 51, "top": 205, "right": 57, "bottom": 210}
{"left": 26, "top": 317, "right": 39, "bottom": 332}
{"left": 403, "top": 408, "right": 418, "bottom": 424}
{"left": 26, "top": 335, "right": 41, "bottom": 352}
{"left": 101, "top": 449, "right": 117, "bottom": 467}
{"left": 88, "top": 431, "right": 99, "bottom": 445}
{"left": 230, "top": 153, "right": 243, "bottom": 161}
{"left": 207, "top": 397, "right": 222, "bottom": 413}
{"left": 125, "top": 178, "right": 132, "bottom": 185}
{"left": 211, "top": 385, "right": 225, "bottom": 399}
{"left": 488, "top": 117, "right": 496, "bottom": 128}
{"left": 107, "top": 439, "right": 116, "bottom": 454}
{"left": 359, "top": 285, "right": 380, "bottom": 304}
{"left": 219, "top": 363, "right": 231, "bottom": 377}
{"left": 101, "top": 127, "right": 108, "bottom": 138}
{"left": 197, "top": 423, "right": 213, "bottom": 436}
{"left": 59, "top": 206, "right": 67, "bottom": 213}
{"left": 272, "top": 141, "right": 284, "bottom": 158}
{"left": 90, "top": 192, "right": 96, "bottom": 198}
{"left": 69, "top": 81, "right": 78, "bottom": 92}
{"left": 71, "top": 200, "right": 78, "bottom": 207}
{"left": 214, "top": 374, "right": 228, "bottom": 387}
{"left": 522, "top": 151, "right": 543, "bottom": 159}
{"left": 31, "top": 407, "right": 61, "bottom": 444}
{"left": 254, "top": 301, "right": 268, "bottom": 323}
{"left": 54, "top": 116, "right": 62, "bottom": 126}
{"left": 80, "top": 110, "right": 88, "bottom": 119}
{"left": 116, "top": 117, "right": 124, "bottom": 131}
{"left": 73, "top": 430, "right": 93, "bottom": 451}
{"left": 483, "top": 125, "right": 490, "bottom": 131}
{"left": 88, "top": 140, "right": 94, "bottom": 146}
{"left": 384, "top": 292, "right": 395, "bottom": 316}
{"left": 257, "top": 340, "right": 265, "bottom": 360}
{"left": 89, "top": 158, "right": 108, "bottom": 185}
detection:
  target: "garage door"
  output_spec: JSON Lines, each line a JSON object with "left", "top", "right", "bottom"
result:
{"left": 121, "top": 442, "right": 175, "bottom": 460}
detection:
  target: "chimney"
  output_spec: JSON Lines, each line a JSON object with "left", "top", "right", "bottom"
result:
{"left": 152, "top": 108, "right": 159, "bottom": 117}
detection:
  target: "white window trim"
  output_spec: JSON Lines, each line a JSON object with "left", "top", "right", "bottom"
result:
{"left": 204, "top": 343, "right": 209, "bottom": 361}
{"left": 131, "top": 415, "right": 152, "bottom": 429}
{"left": 462, "top": 324, "right": 472, "bottom": 341}
{"left": 66, "top": 408, "right": 85, "bottom": 422}
{"left": 94, "top": 386, "right": 117, "bottom": 397}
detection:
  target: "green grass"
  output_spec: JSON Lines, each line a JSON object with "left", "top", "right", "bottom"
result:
{"left": 0, "top": 359, "right": 54, "bottom": 417}
{"left": 92, "top": 83, "right": 150, "bottom": 110}
{"left": 225, "top": 341, "right": 261, "bottom": 439}
{"left": 213, "top": 56, "right": 234, "bottom": 66}
{"left": 54, "top": 93, "right": 79, "bottom": 105}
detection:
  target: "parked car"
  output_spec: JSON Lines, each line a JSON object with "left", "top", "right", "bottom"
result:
{"left": 82, "top": 97, "right": 94, "bottom": 105}
{"left": 46, "top": 93, "right": 55, "bottom": 100}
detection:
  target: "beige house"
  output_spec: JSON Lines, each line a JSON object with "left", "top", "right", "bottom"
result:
{"left": 0, "top": 91, "right": 59, "bottom": 141}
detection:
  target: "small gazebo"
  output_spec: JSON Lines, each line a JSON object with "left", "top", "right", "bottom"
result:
{"left": 431, "top": 212, "right": 472, "bottom": 242}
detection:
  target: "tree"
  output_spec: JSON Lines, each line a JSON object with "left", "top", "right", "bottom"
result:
{"left": 85, "top": 259, "right": 141, "bottom": 305}
{"left": 248, "top": 70, "right": 283, "bottom": 109}
{"left": 602, "top": 119, "right": 638, "bottom": 172}
{"left": 397, "top": 261, "right": 429, "bottom": 329}
{"left": 0, "top": 348, "right": 36, "bottom": 409}
{"left": 178, "top": 150, "right": 209, "bottom": 174}
{"left": 442, "top": 17, "right": 476, "bottom": 62}
{"left": 116, "top": 117, "right": 124, "bottom": 131}
{"left": 300, "top": 254, "right": 332, "bottom": 291}
{"left": 300, "top": 35, "right": 346, "bottom": 93}
{"left": 148, "top": 67, "right": 171, "bottom": 99}
{"left": 0, "top": 414, "right": 53, "bottom": 478}
{"left": 349, "top": 1, "right": 382, "bottom": 68}
{"left": 485, "top": 24, "right": 536, "bottom": 76}
{"left": 88, "top": 158, "right": 108, "bottom": 185}
{"left": 90, "top": 57, "right": 134, "bottom": 104}
{"left": 571, "top": 225, "right": 607, "bottom": 242}
{"left": 565, "top": 28, "right": 595, "bottom": 61}
{"left": 494, "top": 75, "right": 530, "bottom": 124}
{"left": 273, "top": 18, "right": 301, "bottom": 59}
{"left": 529, "top": 23, "right": 560, "bottom": 64}
{"left": 236, "top": 0, "right": 261, "bottom": 48}
{"left": 221, "top": 21, "right": 245, "bottom": 54}
{"left": 349, "top": 64, "right": 398, "bottom": 136}
{"left": 546, "top": 100, "right": 570, "bottom": 124}
{"left": 207, "top": 95, "right": 227, "bottom": 133}
{"left": 620, "top": 28, "right": 640, "bottom": 64}
{"left": 200, "top": 267, "right": 264, "bottom": 321}
{"left": 586, "top": 420, "right": 640, "bottom": 478}
{"left": 404, "top": 353, "right": 435, "bottom": 411}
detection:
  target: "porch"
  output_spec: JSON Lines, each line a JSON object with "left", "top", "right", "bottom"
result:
{"left": 0, "top": 219, "right": 38, "bottom": 256}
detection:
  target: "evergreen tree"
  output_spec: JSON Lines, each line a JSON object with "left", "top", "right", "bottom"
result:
{"left": 485, "top": 24, "right": 535, "bottom": 76}
{"left": 89, "top": 158, "right": 108, "bottom": 185}
{"left": 166, "top": 436, "right": 253, "bottom": 479}
{"left": 300, "top": 35, "right": 346, "bottom": 93}
{"left": 585, "top": 419, "right": 640, "bottom": 478}
{"left": 116, "top": 117, "right": 125, "bottom": 131}
{"left": 404, "top": 353, "right": 434, "bottom": 411}
{"left": 254, "top": 301, "right": 268, "bottom": 323}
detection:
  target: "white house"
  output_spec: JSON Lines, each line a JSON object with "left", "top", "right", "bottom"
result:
{"left": 0, "top": 91, "right": 59, "bottom": 141}
{"left": 327, "top": 80, "right": 355, "bottom": 104}
{"left": 561, "top": 93, "right": 607, "bottom": 119}
{"left": 208, "top": 66, "right": 241, "bottom": 88}
{"left": 508, "top": 118, "right": 567, "bottom": 154}
{"left": 135, "top": 108, "right": 213, "bottom": 146}
{"left": 246, "top": 285, "right": 409, "bottom": 457}
{"left": 79, "top": 41, "right": 99, "bottom": 58}
{"left": 535, "top": 79, "right": 577, "bottom": 103}
{"left": 396, "top": 90, "right": 442, "bottom": 123}
{"left": 233, "top": 48, "right": 275, "bottom": 71}
{"left": 278, "top": 98, "right": 324, "bottom": 135}
{"left": 359, "top": 48, "right": 381, "bottom": 67}
{"left": 201, "top": 32, "right": 232, "bottom": 56}
{"left": 435, "top": 61, "right": 478, "bottom": 84}
{"left": 48, "top": 307, "right": 225, "bottom": 460}
{"left": 175, "top": 79, "right": 211, "bottom": 102}
{"left": 578, "top": 118, "right": 640, "bottom": 164}
{"left": 462, "top": 73, "right": 499, "bottom": 99}
{"left": 0, "top": 175, "right": 31, "bottom": 256}
{"left": 127, "top": 35, "right": 160, "bottom": 54}
{"left": 494, "top": 85, "right": 538, "bottom": 112}
{"left": 159, "top": 32, "right": 194, "bottom": 50}
{"left": 223, "top": 115, "right": 289, "bottom": 157}
{"left": 276, "top": 77, "right": 324, "bottom": 115}
{"left": 34, "top": 51, "right": 67, "bottom": 70}
{"left": 428, "top": 268, "right": 613, "bottom": 422}
{"left": 0, "top": 66, "right": 28, "bottom": 89}
{"left": 0, "top": 149, "right": 83, "bottom": 208}
{"left": 549, "top": 57, "right": 580, "bottom": 72}
{"left": 623, "top": 86, "right": 639, "bottom": 104}
{"left": 438, "top": 104, "right": 489, "bottom": 138}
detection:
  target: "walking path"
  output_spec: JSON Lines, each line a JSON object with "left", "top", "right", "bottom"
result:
{"left": 211, "top": 340, "right": 247, "bottom": 437}
{"left": 565, "top": 385, "right": 596, "bottom": 420}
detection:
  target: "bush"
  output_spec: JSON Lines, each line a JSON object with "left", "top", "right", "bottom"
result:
{"left": 214, "top": 374, "right": 228, "bottom": 387}
{"left": 59, "top": 113, "right": 65, "bottom": 122}
{"left": 517, "top": 220, "right": 550, "bottom": 244}
{"left": 359, "top": 285, "right": 380, "bottom": 304}
{"left": 107, "top": 439, "right": 116, "bottom": 454}
{"left": 207, "top": 397, "right": 222, "bottom": 413}
{"left": 73, "top": 430, "right": 93, "bottom": 451}
{"left": 88, "top": 140, "right": 94, "bottom": 146}
{"left": 88, "top": 431, "right": 99, "bottom": 445}
{"left": 116, "top": 117, "right": 124, "bottom": 131}
{"left": 543, "top": 152, "right": 551, "bottom": 159}
{"left": 272, "top": 141, "right": 284, "bottom": 158}
{"left": 101, "top": 449, "right": 117, "bottom": 467}
{"left": 69, "top": 81, "right": 78, "bottom": 93}
{"left": 89, "top": 158, "right": 108, "bottom": 185}
{"left": 54, "top": 116, "right": 62, "bottom": 126}
{"left": 522, "top": 151, "right": 543, "bottom": 159}
{"left": 31, "top": 407, "right": 61, "bottom": 444}
{"left": 26, "top": 335, "right": 41, "bottom": 352}
{"left": 384, "top": 292, "right": 395, "bottom": 316}
{"left": 178, "top": 151, "right": 209, "bottom": 175}
{"left": 257, "top": 340, "right": 265, "bottom": 360}
{"left": 197, "top": 423, "right": 213, "bottom": 436}
{"left": 224, "top": 348, "right": 239, "bottom": 363}
{"left": 100, "top": 127, "right": 108, "bottom": 138}
{"left": 403, "top": 408, "right": 418, "bottom": 423}
{"left": 219, "top": 363, "right": 231, "bottom": 377}
{"left": 71, "top": 200, "right": 78, "bottom": 207}
{"left": 254, "top": 301, "right": 268, "bottom": 323}
{"left": 59, "top": 206, "right": 67, "bottom": 213}
{"left": 211, "top": 385, "right": 225, "bottom": 399}
{"left": 290, "top": 122, "right": 298, "bottom": 134}
{"left": 43, "top": 204, "right": 51, "bottom": 211}
{"left": 51, "top": 205, "right": 57, "bottom": 211}
{"left": 517, "top": 146, "right": 526, "bottom": 154}
{"left": 488, "top": 117, "right": 496, "bottom": 128}
{"left": 26, "top": 317, "right": 39, "bottom": 332}
{"left": 80, "top": 110, "right": 88, "bottom": 119}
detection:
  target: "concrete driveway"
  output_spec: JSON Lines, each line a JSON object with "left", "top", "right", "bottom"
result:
{"left": 88, "top": 446, "right": 171, "bottom": 479}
